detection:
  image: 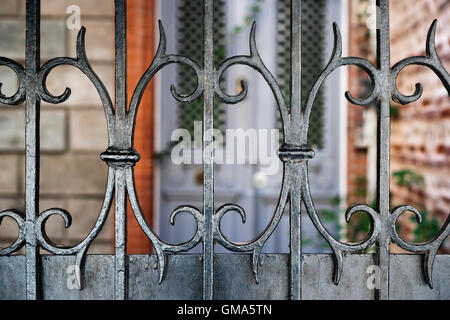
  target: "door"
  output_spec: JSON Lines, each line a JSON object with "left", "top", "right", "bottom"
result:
{"left": 155, "top": 0, "right": 347, "bottom": 253}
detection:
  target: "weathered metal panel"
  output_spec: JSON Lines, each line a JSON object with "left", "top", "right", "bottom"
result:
{"left": 390, "top": 254, "right": 450, "bottom": 300}
{"left": 129, "top": 254, "right": 203, "bottom": 300}
{"left": 0, "top": 255, "right": 25, "bottom": 300}
{"left": 41, "top": 255, "right": 115, "bottom": 300}
{"left": 1, "top": 254, "right": 449, "bottom": 300}
{"left": 301, "top": 254, "right": 375, "bottom": 300}
{"left": 214, "top": 254, "right": 289, "bottom": 300}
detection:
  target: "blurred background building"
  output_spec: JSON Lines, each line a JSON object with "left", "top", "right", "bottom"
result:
{"left": 0, "top": 0, "right": 448, "bottom": 254}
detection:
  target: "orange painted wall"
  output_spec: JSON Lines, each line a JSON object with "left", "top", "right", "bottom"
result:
{"left": 126, "top": 0, "right": 155, "bottom": 253}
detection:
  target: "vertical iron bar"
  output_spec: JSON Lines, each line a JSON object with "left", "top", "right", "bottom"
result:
{"left": 115, "top": 0, "right": 127, "bottom": 146}
{"left": 114, "top": 168, "right": 127, "bottom": 299}
{"left": 289, "top": 164, "right": 302, "bottom": 300}
{"left": 114, "top": 0, "right": 128, "bottom": 300}
{"left": 376, "top": 0, "right": 390, "bottom": 300}
{"left": 24, "top": 0, "right": 40, "bottom": 300}
{"left": 202, "top": 0, "right": 215, "bottom": 300}
{"left": 289, "top": 0, "right": 302, "bottom": 300}
{"left": 290, "top": 0, "right": 302, "bottom": 131}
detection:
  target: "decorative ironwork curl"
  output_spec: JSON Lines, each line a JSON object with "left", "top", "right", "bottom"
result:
{"left": 128, "top": 21, "right": 203, "bottom": 143}
{"left": 300, "top": 19, "right": 449, "bottom": 288}
{"left": 213, "top": 174, "right": 290, "bottom": 283}
{"left": 0, "top": 23, "right": 117, "bottom": 291}
{"left": 0, "top": 210, "right": 26, "bottom": 256}
{"left": 12, "top": 25, "right": 119, "bottom": 290}
{"left": 302, "top": 23, "right": 379, "bottom": 141}
{"left": 125, "top": 167, "right": 203, "bottom": 283}
{"left": 210, "top": 23, "right": 302, "bottom": 283}
{"left": 214, "top": 22, "right": 290, "bottom": 136}
{"left": 35, "top": 168, "right": 115, "bottom": 289}
{"left": 123, "top": 20, "right": 207, "bottom": 284}
{"left": 128, "top": 21, "right": 291, "bottom": 285}
{"left": 389, "top": 205, "right": 450, "bottom": 288}
{"left": 300, "top": 22, "right": 381, "bottom": 283}
{"left": 36, "top": 27, "right": 115, "bottom": 145}
{"left": 0, "top": 57, "right": 26, "bottom": 105}
{"left": 300, "top": 163, "right": 380, "bottom": 284}
{"left": 390, "top": 20, "right": 450, "bottom": 105}
{"left": 171, "top": 1, "right": 449, "bottom": 297}
{"left": 386, "top": 19, "right": 450, "bottom": 289}
{"left": 1, "top": 0, "right": 448, "bottom": 300}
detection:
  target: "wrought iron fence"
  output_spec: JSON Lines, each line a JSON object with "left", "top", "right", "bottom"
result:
{"left": 0, "top": 0, "right": 449, "bottom": 300}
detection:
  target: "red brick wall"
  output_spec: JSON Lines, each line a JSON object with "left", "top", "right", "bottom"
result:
{"left": 390, "top": 0, "right": 449, "bottom": 251}
{"left": 126, "top": 0, "right": 155, "bottom": 253}
{"left": 346, "top": 1, "right": 449, "bottom": 251}
{"left": 347, "top": 1, "right": 371, "bottom": 206}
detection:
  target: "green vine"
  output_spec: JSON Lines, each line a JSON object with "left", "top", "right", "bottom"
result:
{"left": 392, "top": 169, "right": 424, "bottom": 188}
